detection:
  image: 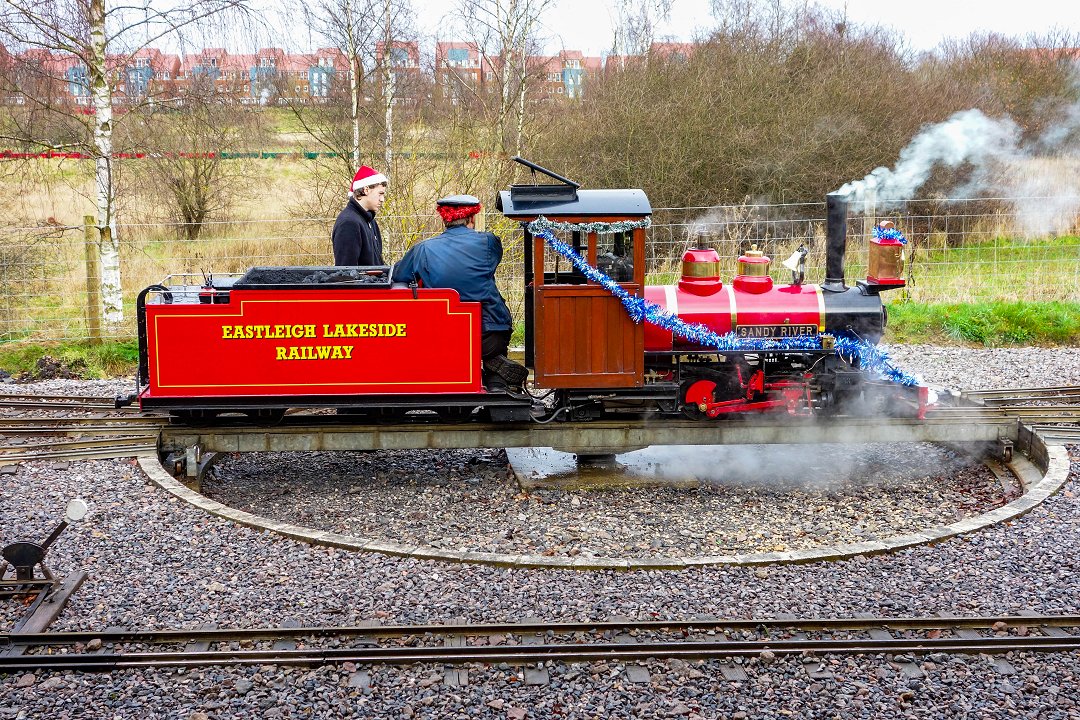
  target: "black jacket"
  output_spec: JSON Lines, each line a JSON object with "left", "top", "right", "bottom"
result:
{"left": 332, "top": 198, "right": 384, "bottom": 266}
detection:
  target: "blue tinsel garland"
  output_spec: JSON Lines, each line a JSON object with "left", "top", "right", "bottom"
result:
{"left": 873, "top": 225, "right": 908, "bottom": 244}
{"left": 527, "top": 216, "right": 920, "bottom": 386}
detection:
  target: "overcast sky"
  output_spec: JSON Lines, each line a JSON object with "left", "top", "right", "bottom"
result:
{"left": 412, "top": 0, "right": 1080, "bottom": 56}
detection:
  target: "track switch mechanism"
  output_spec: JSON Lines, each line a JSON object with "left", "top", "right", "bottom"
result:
{"left": 1, "top": 499, "right": 88, "bottom": 587}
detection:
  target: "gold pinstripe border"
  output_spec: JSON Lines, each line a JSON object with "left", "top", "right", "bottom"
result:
{"left": 812, "top": 285, "right": 826, "bottom": 331}
{"left": 150, "top": 297, "right": 478, "bottom": 389}
{"left": 725, "top": 284, "right": 737, "bottom": 330}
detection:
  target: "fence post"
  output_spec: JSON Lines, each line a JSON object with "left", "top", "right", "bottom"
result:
{"left": 83, "top": 215, "right": 102, "bottom": 345}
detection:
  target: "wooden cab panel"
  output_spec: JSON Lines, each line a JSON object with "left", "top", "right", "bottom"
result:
{"left": 529, "top": 223, "right": 647, "bottom": 389}
{"left": 533, "top": 284, "right": 644, "bottom": 388}
{"left": 498, "top": 181, "right": 653, "bottom": 392}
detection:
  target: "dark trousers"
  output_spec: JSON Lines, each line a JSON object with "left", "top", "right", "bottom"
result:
{"left": 481, "top": 331, "right": 511, "bottom": 361}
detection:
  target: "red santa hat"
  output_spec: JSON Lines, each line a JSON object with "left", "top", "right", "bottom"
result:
{"left": 349, "top": 166, "right": 388, "bottom": 195}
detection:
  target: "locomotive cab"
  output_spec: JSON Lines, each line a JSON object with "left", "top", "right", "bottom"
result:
{"left": 498, "top": 166, "right": 651, "bottom": 391}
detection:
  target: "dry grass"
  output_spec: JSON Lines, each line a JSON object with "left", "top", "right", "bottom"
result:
{"left": 1, "top": 157, "right": 1078, "bottom": 342}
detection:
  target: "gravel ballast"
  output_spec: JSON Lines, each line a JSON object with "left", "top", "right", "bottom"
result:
{"left": 1, "top": 345, "right": 1079, "bottom": 719}
{"left": 204, "top": 443, "right": 1011, "bottom": 559}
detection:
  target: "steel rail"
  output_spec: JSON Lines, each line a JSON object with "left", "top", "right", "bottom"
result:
{"left": 4, "top": 636, "right": 1080, "bottom": 672}
{"left": 963, "top": 386, "right": 1080, "bottom": 402}
{"left": 928, "top": 405, "right": 1080, "bottom": 417}
{"left": 0, "top": 435, "right": 160, "bottom": 454}
{"left": 0, "top": 424, "right": 167, "bottom": 436}
{"left": 0, "top": 443, "right": 157, "bottom": 463}
{"left": 0, "top": 393, "right": 118, "bottom": 403}
{"left": 0, "top": 400, "right": 127, "bottom": 411}
{"left": 6, "top": 615, "right": 1079, "bottom": 646}
{"left": 0, "top": 416, "right": 167, "bottom": 429}
{"left": 1030, "top": 425, "right": 1080, "bottom": 440}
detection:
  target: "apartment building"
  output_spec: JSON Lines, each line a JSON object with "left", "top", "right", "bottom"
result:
{"left": 374, "top": 40, "right": 422, "bottom": 105}
{"left": 0, "top": 40, "right": 688, "bottom": 107}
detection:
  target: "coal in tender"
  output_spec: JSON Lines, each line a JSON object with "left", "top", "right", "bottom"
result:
{"left": 234, "top": 266, "right": 390, "bottom": 288}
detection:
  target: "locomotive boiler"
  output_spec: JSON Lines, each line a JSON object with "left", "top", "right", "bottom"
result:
{"left": 637, "top": 193, "right": 916, "bottom": 419}
{"left": 131, "top": 160, "right": 926, "bottom": 424}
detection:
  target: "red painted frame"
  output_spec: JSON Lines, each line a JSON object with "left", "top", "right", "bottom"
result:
{"left": 141, "top": 288, "right": 482, "bottom": 400}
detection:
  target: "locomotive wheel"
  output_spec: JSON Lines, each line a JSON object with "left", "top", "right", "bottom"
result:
{"left": 437, "top": 407, "right": 474, "bottom": 422}
{"left": 680, "top": 380, "right": 717, "bottom": 420}
{"left": 681, "top": 404, "right": 707, "bottom": 420}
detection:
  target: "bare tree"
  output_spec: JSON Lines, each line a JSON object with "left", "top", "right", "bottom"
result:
{"left": 455, "top": 0, "right": 555, "bottom": 155}
{"left": 612, "top": 0, "right": 673, "bottom": 55}
{"left": 124, "top": 90, "right": 266, "bottom": 242}
{"left": 297, "top": 0, "right": 414, "bottom": 172}
{"left": 0, "top": 0, "right": 252, "bottom": 324}
{"left": 539, "top": 4, "right": 958, "bottom": 210}
{"left": 380, "top": 0, "right": 393, "bottom": 170}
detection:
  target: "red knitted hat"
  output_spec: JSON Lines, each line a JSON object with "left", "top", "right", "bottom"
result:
{"left": 436, "top": 194, "right": 482, "bottom": 224}
{"left": 350, "top": 166, "right": 388, "bottom": 195}
{"left": 437, "top": 203, "right": 482, "bottom": 224}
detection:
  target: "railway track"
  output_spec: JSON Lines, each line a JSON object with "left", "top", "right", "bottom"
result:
{"left": 1, "top": 385, "right": 1077, "bottom": 463}
{"left": 0, "top": 395, "right": 165, "bottom": 461}
{"left": 940, "top": 385, "right": 1080, "bottom": 434}
{"left": 0, "top": 393, "right": 134, "bottom": 412}
{"left": 3, "top": 615, "right": 1079, "bottom": 672}
{"left": 0, "top": 437, "right": 160, "bottom": 463}
{"left": 962, "top": 386, "right": 1080, "bottom": 404}
{"left": 928, "top": 405, "right": 1080, "bottom": 422}
{"left": 0, "top": 419, "right": 168, "bottom": 434}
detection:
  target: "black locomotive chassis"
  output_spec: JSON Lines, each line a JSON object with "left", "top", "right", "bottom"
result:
{"left": 140, "top": 348, "right": 870, "bottom": 415}
{"left": 139, "top": 393, "right": 532, "bottom": 411}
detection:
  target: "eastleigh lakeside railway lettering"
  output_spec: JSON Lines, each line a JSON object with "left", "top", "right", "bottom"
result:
{"left": 218, "top": 323, "right": 409, "bottom": 361}
{"left": 220, "top": 323, "right": 408, "bottom": 340}
{"left": 275, "top": 345, "right": 354, "bottom": 361}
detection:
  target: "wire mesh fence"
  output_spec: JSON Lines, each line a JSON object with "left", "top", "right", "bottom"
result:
{"left": 2, "top": 197, "right": 1078, "bottom": 343}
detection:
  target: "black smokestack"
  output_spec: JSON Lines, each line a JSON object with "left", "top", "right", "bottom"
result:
{"left": 822, "top": 192, "right": 848, "bottom": 293}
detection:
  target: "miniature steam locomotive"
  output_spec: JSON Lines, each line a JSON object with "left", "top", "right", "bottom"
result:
{"left": 132, "top": 161, "right": 926, "bottom": 425}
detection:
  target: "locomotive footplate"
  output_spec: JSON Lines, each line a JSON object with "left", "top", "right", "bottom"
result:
{"left": 155, "top": 392, "right": 535, "bottom": 425}
{"left": 144, "top": 392, "right": 532, "bottom": 411}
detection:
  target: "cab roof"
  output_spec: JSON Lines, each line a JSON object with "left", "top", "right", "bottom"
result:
{"left": 497, "top": 187, "right": 652, "bottom": 220}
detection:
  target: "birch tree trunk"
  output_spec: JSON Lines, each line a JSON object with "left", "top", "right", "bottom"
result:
{"left": 89, "top": 0, "right": 122, "bottom": 323}
{"left": 496, "top": 1, "right": 511, "bottom": 151}
{"left": 344, "top": 0, "right": 361, "bottom": 170}
{"left": 515, "top": 44, "right": 527, "bottom": 155}
{"left": 382, "top": 0, "right": 393, "bottom": 171}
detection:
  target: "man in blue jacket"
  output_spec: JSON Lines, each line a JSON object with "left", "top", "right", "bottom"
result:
{"left": 392, "top": 195, "right": 526, "bottom": 392}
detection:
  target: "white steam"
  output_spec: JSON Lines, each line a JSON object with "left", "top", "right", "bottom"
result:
{"left": 834, "top": 77, "right": 1080, "bottom": 236}
{"left": 512, "top": 444, "right": 971, "bottom": 492}
{"left": 834, "top": 109, "right": 1023, "bottom": 207}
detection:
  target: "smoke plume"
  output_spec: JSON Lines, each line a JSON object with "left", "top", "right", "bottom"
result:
{"left": 833, "top": 74, "right": 1080, "bottom": 236}
{"left": 834, "top": 109, "right": 1023, "bottom": 207}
